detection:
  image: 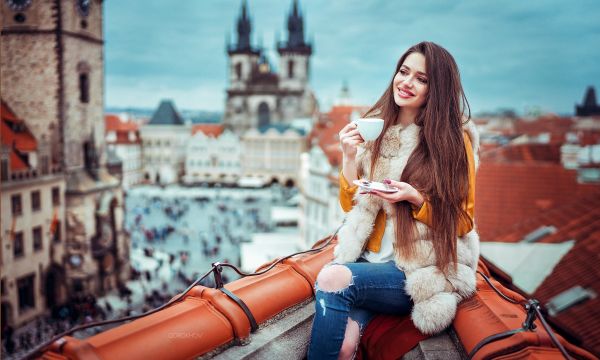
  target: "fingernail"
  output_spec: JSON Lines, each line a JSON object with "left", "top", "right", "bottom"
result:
{"left": 383, "top": 179, "right": 391, "bottom": 184}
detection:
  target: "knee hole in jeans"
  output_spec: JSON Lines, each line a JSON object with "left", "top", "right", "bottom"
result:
{"left": 339, "top": 318, "right": 361, "bottom": 360}
{"left": 316, "top": 264, "right": 353, "bottom": 293}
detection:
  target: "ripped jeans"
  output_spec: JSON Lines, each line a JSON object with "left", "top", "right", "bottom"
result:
{"left": 307, "top": 258, "right": 413, "bottom": 359}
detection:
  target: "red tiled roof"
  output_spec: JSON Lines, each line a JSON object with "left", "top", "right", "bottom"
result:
{"left": 513, "top": 116, "right": 574, "bottom": 143}
{"left": 487, "top": 191, "right": 600, "bottom": 356}
{"left": 1, "top": 100, "right": 38, "bottom": 170}
{"left": 308, "top": 105, "right": 370, "bottom": 167}
{"left": 105, "top": 114, "right": 139, "bottom": 132}
{"left": 482, "top": 143, "right": 562, "bottom": 164}
{"left": 191, "top": 124, "right": 224, "bottom": 138}
{"left": 474, "top": 161, "right": 598, "bottom": 241}
{"left": 105, "top": 114, "right": 141, "bottom": 145}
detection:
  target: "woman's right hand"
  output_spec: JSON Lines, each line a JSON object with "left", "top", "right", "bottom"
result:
{"left": 339, "top": 122, "right": 364, "bottom": 160}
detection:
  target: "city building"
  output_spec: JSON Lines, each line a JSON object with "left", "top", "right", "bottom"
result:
{"left": 240, "top": 124, "right": 306, "bottom": 187}
{"left": 223, "top": 0, "right": 318, "bottom": 135}
{"left": 183, "top": 125, "right": 241, "bottom": 185}
{"left": 1, "top": 102, "right": 67, "bottom": 327}
{"left": 140, "top": 100, "right": 190, "bottom": 184}
{"left": 104, "top": 114, "right": 143, "bottom": 189}
{"left": 1, "top": 0, "right": 130, "bottom": 327}
{"left": 299, "top": 102, "right": 369, "bottom": 249}
{"left": 576, "top": 86, "right": 600, "bottom": 117}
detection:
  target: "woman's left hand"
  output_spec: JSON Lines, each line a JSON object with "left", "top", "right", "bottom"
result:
{"left": 366, "top": 179, "right": 424, "bottom": 208}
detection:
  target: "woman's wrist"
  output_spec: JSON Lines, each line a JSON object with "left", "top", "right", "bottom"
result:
{"left": 409, "top": 187, "right": 425, "bottom": 208}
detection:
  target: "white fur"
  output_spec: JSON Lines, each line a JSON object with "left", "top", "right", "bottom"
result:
{"left": 335, "top": 121, "right": 481, "bottom": 334}
{"left": 411, "top": 292, "right": 457, "bottom": 335}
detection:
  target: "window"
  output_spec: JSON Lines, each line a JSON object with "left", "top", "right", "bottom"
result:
{"left": 17, "top": 274, "right": 35, "bottom": 313}
{"left": 41, "top": 156, "right": 49, "bottom": 175}
{"left": 52, "top": 187, "right": 60, "bottom": 206}
{"left": 11, "top": 194, "right": 22, "bottom": 216}
{"left": 31, "top": 190, "right": 41, "bottom": 212}
{"left": 235, "top": 62, "right": 242, "bottom": 79}
{"left": 288, "top": 60, "right": 294, "bottom": 78}
{"left": 14, "top": 232, "right": 24, "bottom": 258}
{"left": 1, "top": 158, "right": 8, "bottom": 181}
{"left": 53, "top": 220, "right": 61, "bottom": 243}
{"left": 33, "top": 226, "right": 43, "bottom": 251}
{"left": 79, "top": 73, "right": 90, "bottom": 103}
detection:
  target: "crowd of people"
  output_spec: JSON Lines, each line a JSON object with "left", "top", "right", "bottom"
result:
{"left": 1, "top": 185, "right": 293, "bottom": 359}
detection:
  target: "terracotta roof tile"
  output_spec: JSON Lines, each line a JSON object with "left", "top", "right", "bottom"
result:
{"left": 191, "top": 124, "right": 225, "bottom": 137}
{"left": 475, "top": 162, "right": 590, "bottom": 241}
{"left": 1, "top": 100, "right": 38, "bottom": 170}
{"left": 533, "top": 232, "right": 600, "bottom": 356}
{"left": 308, "top": 105, "right": 369, "bottom": 167}
{"left": 105, "top": 114, "right": 139, "bottom": 132}
{"left": 39, "top": 238, "right": 597, "bottom": 359}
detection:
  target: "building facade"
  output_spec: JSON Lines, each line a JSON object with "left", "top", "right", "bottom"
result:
{"left": 1, "top": 0, "right": 130, "bottom": 327}
{"left": 299, "top": 103, "right": 369, "bottom": 248}
{"left": 140, "top": 100, "right": 190, "bottom": 184}
{"left": 241, "top": 125, "right": 306, "bottom": 186}
{"left": 1, "top": 102, "right": 68, "bottom": 327}
{"left": 223, "top": 0, "right": 317, "bottom": 135}
{"left": 105, "top": 114, "right": 143, "bottom": 189}
{"left": 184, "top": 126, "right": 242, "bottom": 185}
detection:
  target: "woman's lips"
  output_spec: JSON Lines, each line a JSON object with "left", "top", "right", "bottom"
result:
{"left": 397, "top": 88, "right": 414, "bottom": 99}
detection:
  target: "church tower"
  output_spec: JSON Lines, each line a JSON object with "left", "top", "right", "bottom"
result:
{"left": 223, "top": 0, "right": 317, "bottom": 135}
{"left": 1, "top": 0, "right": 129, "bottom": 298}
{"left": 223, "top": 0, "right": 261, "bottom": 132}
{"left": 277, "top": 0, "right": 312, "bottom": 92}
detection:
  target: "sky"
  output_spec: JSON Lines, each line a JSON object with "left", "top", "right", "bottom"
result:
{"left": 104, "top": 0, "right": 600, "bottom": 115}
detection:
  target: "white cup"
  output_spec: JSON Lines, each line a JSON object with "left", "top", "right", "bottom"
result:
{"left": 354, "top": 118, "right": 384, "bottom": 141}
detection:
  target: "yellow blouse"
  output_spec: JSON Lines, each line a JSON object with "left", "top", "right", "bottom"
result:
{"left": 339, "top": 132, "right": 476, "bottom": 253}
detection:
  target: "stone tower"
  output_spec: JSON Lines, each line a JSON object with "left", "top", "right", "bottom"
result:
{"left": 1, "top": 0, "right": 129, "bottom": 297}
{"left": 223, "top": 0, "right": 317, "bottom": 135}
{"left": 277, "top": 0, "right": 312, "bottom": 93}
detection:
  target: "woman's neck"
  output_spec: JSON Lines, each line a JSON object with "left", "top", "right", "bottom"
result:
{"left": 396, "top": 107, "right": 419, "bottom": 126}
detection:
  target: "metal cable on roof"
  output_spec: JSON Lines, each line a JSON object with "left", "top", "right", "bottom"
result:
{"left": 468, "top": 271, "right": 573, "bottom": 360}
{"left": 20, "top": 221, "right": 344, "bottom": 360}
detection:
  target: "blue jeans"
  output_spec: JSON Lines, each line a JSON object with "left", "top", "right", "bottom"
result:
{"left": 307, "top": 258, "right": 413, "bottom": 359}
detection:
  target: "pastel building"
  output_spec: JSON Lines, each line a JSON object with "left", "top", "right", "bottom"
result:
{"left": 184, "top": 125, "right": 242, "bottom": 185}
{"left": 140, "top": 100, "right": 190, "bottom": 184}
{"left": 104, "top": 114, "right": 143, "bottom": 189}
{"left": 241, "top": 124, "right": 306, "bottom": 187}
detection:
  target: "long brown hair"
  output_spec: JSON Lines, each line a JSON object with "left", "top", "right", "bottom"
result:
{"left": 362, "top": 41, "right": 471, "bottom": 273}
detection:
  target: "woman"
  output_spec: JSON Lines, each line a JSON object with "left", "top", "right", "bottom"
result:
{"left": 308, "top": 41, "right": 480, "bottom": 360}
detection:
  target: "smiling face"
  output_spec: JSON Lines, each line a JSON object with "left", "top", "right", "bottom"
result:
{"left": 393, "top": 52, "right": 429, "bottom": 109}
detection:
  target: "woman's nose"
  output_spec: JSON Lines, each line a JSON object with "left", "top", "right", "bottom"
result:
{"left": 402, "top": 77, "right": 414, "bottom": 88}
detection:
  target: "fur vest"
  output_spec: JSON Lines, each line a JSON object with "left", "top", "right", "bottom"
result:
{"left": 333, "top": 121, "right": 481, "bottom": 335}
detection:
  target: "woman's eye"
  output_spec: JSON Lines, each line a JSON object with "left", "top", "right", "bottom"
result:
{"left": 418, "top": 78, "right": 428, "bottom": 84}
{"left": 399, "top": 69, "right": 408, "bottom": 75}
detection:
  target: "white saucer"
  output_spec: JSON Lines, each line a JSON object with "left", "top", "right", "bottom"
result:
{"left": 352, "top": 180, "right": 398, "bottom": 193}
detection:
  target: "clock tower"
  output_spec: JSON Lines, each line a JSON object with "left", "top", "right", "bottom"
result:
{"left": 1, "top": 0, "right": 130, "bottom": 297}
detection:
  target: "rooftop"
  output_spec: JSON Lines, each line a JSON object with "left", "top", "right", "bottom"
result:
{"left": 38, "top": 237, "right": 597, "bottom": 359}
{"left": 1, "top": 100, "right": 38, "bottom": 171}
{"left": 148, "top": 100, "right": 184, "bottom": 126}
{"left": 191, "top": 124, "right": 225, "bottom": 138}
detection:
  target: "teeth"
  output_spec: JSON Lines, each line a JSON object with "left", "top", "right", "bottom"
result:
{"left": 398, "top": 89, "right": 413, "bottom": 97}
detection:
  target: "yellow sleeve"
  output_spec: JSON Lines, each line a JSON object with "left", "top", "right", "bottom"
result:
{"left": 412, "top": 132, "right": 475, "bottom": 236}
{"left": 339, "top": 169, "right": 358, "bottom": 213}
